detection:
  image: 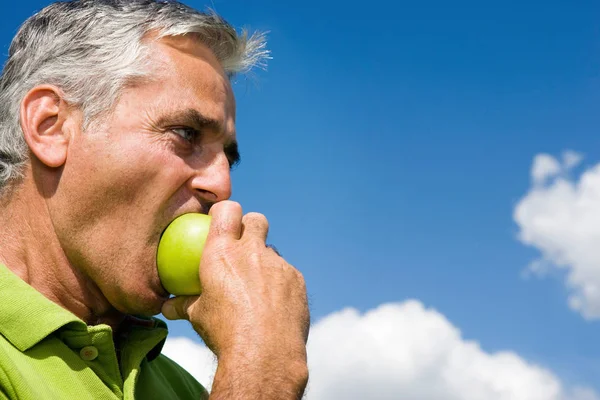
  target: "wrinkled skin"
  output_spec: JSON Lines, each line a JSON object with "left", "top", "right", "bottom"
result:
{"left": 0, "top": 35, "right": 309, "bottom": 398}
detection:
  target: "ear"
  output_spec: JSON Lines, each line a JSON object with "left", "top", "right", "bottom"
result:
{"left": 20, "top": 85, "right": 72, "bottom": 168}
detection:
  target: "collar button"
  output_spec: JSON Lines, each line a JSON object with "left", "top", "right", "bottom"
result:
{"left": 80, "top": 346, "right": 99, "bottom": 361}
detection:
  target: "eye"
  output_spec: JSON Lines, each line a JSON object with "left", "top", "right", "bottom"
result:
{"left": 171, "top": 127, "right": 200, "bottom": 143}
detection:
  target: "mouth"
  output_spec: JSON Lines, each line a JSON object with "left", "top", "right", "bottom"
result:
{"left": 152, "top": 231, "right": 171, "bottom": 299}
{"left": 154, "top": 276, "right": 171, "bottom": 299}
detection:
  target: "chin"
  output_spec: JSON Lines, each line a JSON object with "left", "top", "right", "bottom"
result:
{"left": 118, "top": 294, "right": 166, "bottom": 317}
{"left": 113, "top": 280, "right": 169, "bottom": 317}
{"left": 109, "top": 254, "right": 168, "bottom": 316}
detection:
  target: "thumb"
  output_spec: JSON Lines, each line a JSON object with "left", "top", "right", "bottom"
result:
{"left": 161, "top": 295, "right": 198, "bottom": 320}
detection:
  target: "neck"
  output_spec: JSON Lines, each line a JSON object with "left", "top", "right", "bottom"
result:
{"left": 0, "top": 174, "right": 124, "bottom": 330}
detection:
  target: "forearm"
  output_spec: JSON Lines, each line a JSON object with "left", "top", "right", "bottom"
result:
{"left": 209, "top": 348, "right": 308, "bottom": 400}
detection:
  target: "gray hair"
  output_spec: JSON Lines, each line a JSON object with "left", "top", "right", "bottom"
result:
{"left": 0, "top": 0, "right": 269, "bottom": 191}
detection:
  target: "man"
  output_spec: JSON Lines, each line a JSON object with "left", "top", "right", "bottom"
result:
{"left": 0, "top": 0, "right": 310, "bottom": 399}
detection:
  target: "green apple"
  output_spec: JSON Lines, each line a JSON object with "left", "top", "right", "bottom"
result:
{"left": 156, "top": 213, "right": 211, "bottom": 296}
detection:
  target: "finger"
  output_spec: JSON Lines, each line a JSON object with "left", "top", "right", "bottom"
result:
{"left": 241, "top": 212, "right": 269, "bottom": 242}
{"left": 208, "top": 200, "right": 243, "bottom": 240}
{"left": 161, "top": 295, "right": 197, "bottom": 320}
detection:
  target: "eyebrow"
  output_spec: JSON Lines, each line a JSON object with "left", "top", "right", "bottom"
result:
{"left": 155, "top": 108, "right": 224, "bottom": 135}
{"left": 155, "top": 108, "right": 241, "bottom": 168}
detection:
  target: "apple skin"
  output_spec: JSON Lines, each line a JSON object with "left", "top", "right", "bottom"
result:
{"left": 156, "top": 213, "right": 211, "bottom": 296}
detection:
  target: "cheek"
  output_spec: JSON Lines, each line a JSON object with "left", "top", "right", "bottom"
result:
{"left": 49, "top": 130, "right": 199, "bottom": 299}
{"left": 98, "top": 140, "right": 186, "bottom": 204}
{"left": 58, "top": 133, "right": 195, "bottom": 243}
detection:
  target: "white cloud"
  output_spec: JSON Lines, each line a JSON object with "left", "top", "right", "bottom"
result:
{"left": 563, "top": 151, "right": 584, "bottom": 170}
{"left": 530, "top": 150, "right": 583, "bottom": 186}
{"left": 161, "top": 336, "right": 217, "bottom": 389}
{"left": 163, "top": 301, "right": 597, "bottom": 400}
{"left": 514, "top": 151, "right": 600, "bottom": 319}
{"left": 532, "top": 153, "right": 562, "bottom": 185}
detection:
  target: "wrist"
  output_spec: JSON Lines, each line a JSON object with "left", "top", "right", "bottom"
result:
{"left": 211, "top": 343, "right": 308, "bottom": 399}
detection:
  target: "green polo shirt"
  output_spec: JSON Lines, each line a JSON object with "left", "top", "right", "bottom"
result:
{"left": 0, "top": 263, "right": 209, "bottom": 399}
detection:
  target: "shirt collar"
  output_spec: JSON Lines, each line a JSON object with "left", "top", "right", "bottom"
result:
{"left": 0, "top": 263, "right": 168, "bottom": 359}
{"left": 0, "top": 263, "right": 85, "bottom": 351}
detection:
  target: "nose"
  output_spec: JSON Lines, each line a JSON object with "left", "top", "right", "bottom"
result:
{"left": 188, "top": 146, "right": 232, "bottom": 203}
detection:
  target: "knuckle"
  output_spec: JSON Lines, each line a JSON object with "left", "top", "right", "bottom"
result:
{"left": 291, "top": 265, "right": 305, "bottom": 281}
{"left": 285, "top": 264, "right": 307, "bottom": 287}
{"left": 243, "top": 212, "right": 268, "bottom": 227}
{"left": 210, "top": 200, "right": 242, "bottom": 216}
{"left": 247, "top": 248, "right": 262, "bottom": 266}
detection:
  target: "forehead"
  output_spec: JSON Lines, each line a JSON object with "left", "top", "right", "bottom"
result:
{"left": 143, "top": 35, "right": 236, "bottom": 132}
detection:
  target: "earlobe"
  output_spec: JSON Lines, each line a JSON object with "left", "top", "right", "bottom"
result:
{"left": 20, "top": 85, "right": 71, "bottom": 168}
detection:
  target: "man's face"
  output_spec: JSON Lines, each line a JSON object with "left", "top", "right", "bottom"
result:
{"left": 47, "top": 36, "right": 237, "bottom": 316}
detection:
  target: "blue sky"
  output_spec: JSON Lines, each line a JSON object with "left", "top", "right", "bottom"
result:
{"left": 3, "top": 0, "right": 600, "bottom": 397}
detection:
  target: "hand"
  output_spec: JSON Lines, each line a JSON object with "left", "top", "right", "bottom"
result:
{"left": 161, "top": 200, "right": 310, "bottom": 399}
